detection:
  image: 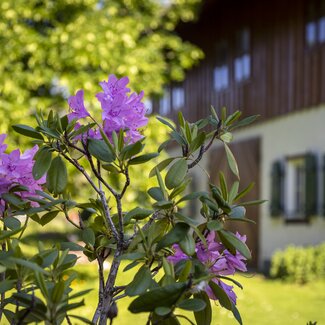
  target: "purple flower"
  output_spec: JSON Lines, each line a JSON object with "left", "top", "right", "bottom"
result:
{"left": 0, "top": 136, "right": 45, "bottom": 211}
{"left": 196, "top": 231, "right": 247, "bottom": 276}
{"left": 167, "top": 244, "right": 189, "bottom": 264}
{"left": 66, "top": 74, "right": 148, "bottom": 144}
{"left": 206, "top": 278, "right": 237, "bottom": 304}
{"left": 68, "top": 89, "right": 90, "bottom": 121}
{"left": 96, "top": 75, "right": 148, "bottom": 143}
{"left": 167, "top": 230, "right": 248, "bottom": 305}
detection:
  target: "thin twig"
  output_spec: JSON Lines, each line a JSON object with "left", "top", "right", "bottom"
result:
{"left": 59, "top": 151, "right": 101, "bottom": 195}
{"left": 63, "top": 209, "right": 81, "bottom": 229}
{"left": 65, "top": 315, "right": 72, "bottom": 325}
{"left": 120, "top": 167, "right": 130, "bottom": 198}
{"left": 113, "top": 293, "right": 127, "bottom": 301}
{"left": 17, "top": 287, "right": 35, "bottom": 325}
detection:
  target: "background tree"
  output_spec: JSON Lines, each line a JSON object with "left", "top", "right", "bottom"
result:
{"left": 0, "top": 0, "right": 203, "bottom": 142}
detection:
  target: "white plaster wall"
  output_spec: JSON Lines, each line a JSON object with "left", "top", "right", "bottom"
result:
{"left": 225, "top": 105, "right": 325, "bottom": 268}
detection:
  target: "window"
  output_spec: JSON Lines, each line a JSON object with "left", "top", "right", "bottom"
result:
{"left": 234, "top": 28, "right": 251, "bottom": 82}
{"left": 305, "top": 0, "right": 325, "bottom": 47}
{"left": 172, "top": 86, "right": 185, "bottom": 111}
{"left": 285, "top": 158, "right": 306, "bottom": 219}
{"left": 270, "top": 154, "right": 318, "bottom": 222}
{"left": 213, "top": 40, "right": 229, "bottom": 91}
{"left": 159, "top": 88, "right": 171, "bottom": 115}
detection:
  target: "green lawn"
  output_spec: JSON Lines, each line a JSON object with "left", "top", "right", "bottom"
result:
{"left": 68, "top": 264, "right": 325, "bottom": 325}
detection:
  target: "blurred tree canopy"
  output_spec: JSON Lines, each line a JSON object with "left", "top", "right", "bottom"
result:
{"left": 0, "top": 0, "right": 203, "bottom": 141}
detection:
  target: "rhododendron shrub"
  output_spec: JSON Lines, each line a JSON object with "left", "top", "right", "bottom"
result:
{"left": 0, "top": 75, "right": 261, "bottom": 325}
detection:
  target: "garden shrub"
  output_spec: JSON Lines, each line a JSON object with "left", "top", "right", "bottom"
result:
{"left": 270, "top": 243, "right": 325, "bottom": 283}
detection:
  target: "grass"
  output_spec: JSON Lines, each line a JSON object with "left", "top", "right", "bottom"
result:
{"left": 68, "top": 264, "right": 325, "bottom": 325}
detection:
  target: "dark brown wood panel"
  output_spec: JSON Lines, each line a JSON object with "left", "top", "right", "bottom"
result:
{"left": 209, "top": 138, "right": 261, "bottom": 268}
{"left": 154, "top": 0, "right": 325, "bottom": 124}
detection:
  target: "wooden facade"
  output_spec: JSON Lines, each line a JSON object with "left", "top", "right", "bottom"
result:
{"left": 153, "top": 0, "right": 325, "bottom": 122}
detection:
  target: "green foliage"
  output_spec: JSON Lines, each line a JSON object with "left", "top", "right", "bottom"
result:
{"left": 1, "top": 92, "right": 260, "bottom": 324}
{"left": 270, "top": 243, "right": 325, "bottom": 284}
{"left": 0, "top": 0, "right": 203, "bottom": 140}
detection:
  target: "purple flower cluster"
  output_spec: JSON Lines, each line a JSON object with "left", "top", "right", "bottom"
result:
{"left": 0, "top": 134, "right": 45, "bottom": 212}
{"left": 168, "top": 231, "right": 247, "bottom": 305}
{"left": 68, "top": 74, "right": 148, "bottom": 144}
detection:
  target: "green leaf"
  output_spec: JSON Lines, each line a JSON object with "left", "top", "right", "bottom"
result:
{"left": 124, "top": 208, "right": 153, "bottom": 224}
{"left": 148, "top": 187, "right": 165, "bottom": 201}
{"left": 0, "top": 227, "right": 24, "bottom": 240}
{"left": 149, "top": 157, "right": 176, "bottom": 178}
{"left": 8, "top": 257, "right": 49, "bottom": 275}
{"left": 229, "top": 206, "right": 246, "bottom": 219}
{"left": 234, "top": 182, "right": 255, "bottom": 202}
{"left": 158, "top": 140, "right": 172, "bottom": 152}
{"left": 129, "top": 153, "right": 159, "bottom": 165}
{"left": 207, "top": 220, "right": 223, "bottom": 231}
{"left": 118, "top": 252, "right": 146, "bottom": 261}
{"left": 128, "top": 282, "right": 187, "bottom": 313}
{"left": 224, "top": 144, "right": 239, "bottom": 179}
{"left": 228, "top": 181, "right": 239, "bottom": 203}
{"left": 1, "top": 193, "right": 26, "bottom": 208}
{"left": 12, "top": 124, "right": 44, "bottom": 140}
{"left": 165, "top": 159, "right": 188, "bottom": 190}
{"left": 35, "top": 271, "right": 48, "bottom": 298}
{"left": 232, "top": 304, "right": 243, "bottom": 325}
{"left": 225, "top": 111, "right": 242, "bottom": 126}
{"left": 170, "top": 131, "right": 187, "bottom": 146}
{"left": 162, "top": 257, "right": 175, "bottom": 277}
{"left": 178, "top": 260, "right": 192, "bottom": 282}
{"left": 39, "top": 211, "right": 60, "bottom": 226}
{"left": 68, "top": 289, "right": 93, "bottom": 301}
{"left": 155, "top": 168, "right": 168, "bottom": 199}
{"left": 125, "top": 265, "right": 155, "bottom": 296}
{"left": 0, "top": 279, "right": 16, "bottom": 294}
{"left": 209, "top": 280, "right": 232, "bottom": 310}
{"left": 88, "top": 138, "right": 115, "bottom": 162}
{"left": 120, "top": 141, "right": 143, "bottom": 160}
{"left": 156, "top": 116, "right": 176, "bottom": 131}
{"left": 177, "top": 298, "right": 206, "bottom": 311}
{"left": 229, "top": 114, "right": 259, "bottom": 130}
{"left": 179, "top": 233, "right": 195, "bottom": 256}
{"left": 32, "top": 147, "right": 52, "bottom": 180}
{"left": 190, "top": 131, "right": 206, "bottom": 152}
{"left": 217, "top": 276, "right": 243, "bottom": 289}
{"left": 219, "top": 171, "right": 228, "bottom": 200}
{"left": 218, "top": 229, "right": 251, "bottom": 259}
{"left": 194, "top": 292, "right": 212, "bottom": 325}
{"left": 71, "top": 123, "right": 96, "bottom": 138}
{"left": 81, "top": 228, "right": 95, "bottom": 246}
{"left": 153, "top": 200, "right": 174, "bottom": 209}
{"left": 4, "top": 216, "right": 21, "bottom": 230}
{"left": 173, "top": 212, "right": 201, "bottom": 226}
{"left": 52, "top": 281, "right": 65, "bottom": 303}
{"left": 60, "top": 242, "right": 85, "bottom": 251}
{"left": 68, "top": 315, "right": 93, "bottom": 325}
{"left": 240, "top": 199, "right": 267, "bottom": 206}
{"left": 46, "top": 156, "right": 68, "bottom": 195}
{"left": 176, "top": 191, "right": 207, "bottom": 204}
{"left": 155, "top": 306, "right": 172, "bottom": 316}
{"left": 157, "top": 223, "right": 190, "bottom": 251}
{"left": 220, "top": 132, "right": 233, "bottom": 143}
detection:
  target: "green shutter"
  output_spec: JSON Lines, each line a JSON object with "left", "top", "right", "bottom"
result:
{"left": 270, "top": 160, "right": 285, "bottom": 217}
{"left": 305, "top": 153, "right": 318, "bottom": 217}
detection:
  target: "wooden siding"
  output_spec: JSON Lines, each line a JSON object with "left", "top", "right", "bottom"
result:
{"left": 154, "top": 0, "right": 325, "bottom": 123}
{"left": 209, "top": 138, "right": 261, "bottom": 268}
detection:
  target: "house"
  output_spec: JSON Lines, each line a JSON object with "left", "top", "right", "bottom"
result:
{"left": 152, "top": 0, "right": 325, "bottom": 270}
